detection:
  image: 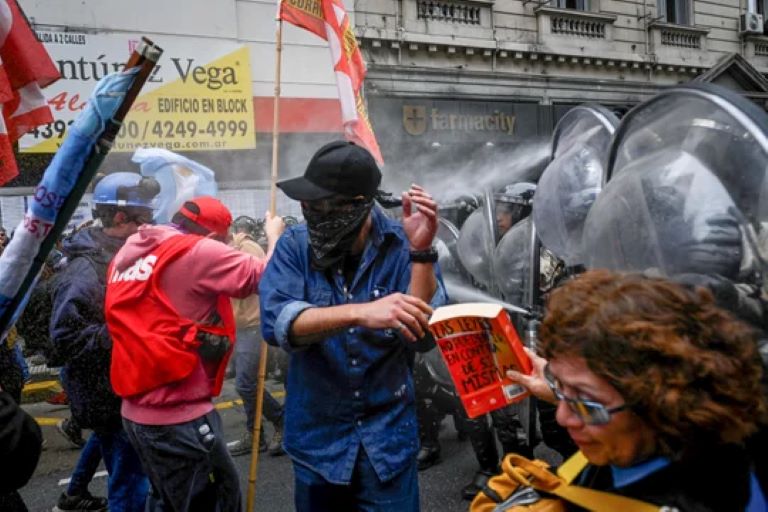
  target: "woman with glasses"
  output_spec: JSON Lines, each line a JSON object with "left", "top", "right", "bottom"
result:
{"left": 507, "top": 269, "right": 767, "bottom": 511}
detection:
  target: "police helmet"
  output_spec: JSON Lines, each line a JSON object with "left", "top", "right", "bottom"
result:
{"left": 92, "top": 172, "right": 160, "bottom": 208}
{"left": 494, "top": 182, "right": 536, "bottom": 206}
{"left": 232, "top": 215, "right": 260, "bottom": 238}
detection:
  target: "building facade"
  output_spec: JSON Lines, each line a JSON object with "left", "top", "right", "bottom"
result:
{"left": 354, "top": 0, "right": 768, "bottom": 176}
{"left": 9, "top": 0, "right": 768, "bottom": 190}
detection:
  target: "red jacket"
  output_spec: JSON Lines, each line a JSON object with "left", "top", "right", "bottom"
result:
{"left": 106, "top": 233, "right": 235, "bottom": 398}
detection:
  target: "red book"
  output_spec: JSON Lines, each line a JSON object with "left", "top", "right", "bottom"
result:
{"left": 428, "top": 303, "right": 533, "bottom": 418}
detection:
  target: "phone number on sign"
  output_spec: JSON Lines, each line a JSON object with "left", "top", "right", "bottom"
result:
{"left": 119, "top": 120, "right": 250, "bottom": 140}
{"left": 28, "top": 119, "right": 250, "bottom": 140}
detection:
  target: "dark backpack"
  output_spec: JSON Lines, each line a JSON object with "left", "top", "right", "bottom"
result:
{"left": 17, "top": 254, "right": 105, "bottom": 367}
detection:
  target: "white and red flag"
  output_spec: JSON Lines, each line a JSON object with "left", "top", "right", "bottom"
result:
{"left": 278, "top": 0, "right": 384, "bottom": 164}
{"left": 0, "top": 0, "right": 60, "bottom": 184}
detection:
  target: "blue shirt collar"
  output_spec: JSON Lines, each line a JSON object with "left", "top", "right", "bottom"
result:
{"left": 611, "top": 456, "right": 670, "bottom": 488}
{"left": 368, "top": 206, "right": 399, "bottom": 248}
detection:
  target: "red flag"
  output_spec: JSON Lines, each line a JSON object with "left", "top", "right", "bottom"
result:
{"left": 278, "top": 0, "right": 384, "bottom": 164}
{"left": 0, "top": 0, "right": 59, "bottom": 90}
{"left": 0, "top": 0, "right": 60, "bottom": 184}
{"left": 0, "top": 108, "right": 17, "bottom": 184}
{"left": 279, "top": 0, "right": 325, "bottom": 40}
{"left": 5, "top": 82, "right": 54, "bottom": 141}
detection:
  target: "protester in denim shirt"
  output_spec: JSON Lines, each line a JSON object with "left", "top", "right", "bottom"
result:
{"left": 260, "top": 141, "right": 447, "bottom": 512}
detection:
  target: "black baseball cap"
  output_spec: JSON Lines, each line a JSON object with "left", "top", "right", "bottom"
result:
{"left": 277, "top": 141, "right": 382, "bottom": 201}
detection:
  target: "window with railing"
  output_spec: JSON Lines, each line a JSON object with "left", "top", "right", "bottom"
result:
{"left": 756, "top": 0, "right": 768, "bottom": 35}
{"left": 550, "top": 13, "right": 607, "bottom": 38}
{"left": 658, "top": 0, "right": 691, "bottom": 26}
{"left": 416, "top": 0, "right": 483, "bottom": 24}
{"left": 659, "top": 26, "right": 699, "bottom": 47}
{"left": 755, "top": 40, "right": 768, "bottom": 56}
{"left": 535, "top": 6, "right": 616, "bottom": 45}
{"left": 552, "top": 0, "right": 588, "bottom": 10}
{"left": 647, "top": 20, "right": 708, "bottom": 60}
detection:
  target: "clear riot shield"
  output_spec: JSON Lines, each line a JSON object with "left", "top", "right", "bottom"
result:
{"left": 435, "top": 217, "right": 471, "bottom": 283}
{"left": 421, "top": 344, "right": 458, "bottom": 398}
{"left": 584, "top": 83, "right": 768, "bottom": 282}
{"left": 456, "top": 195, "right": 497, "bottom": 291}
{"left": 493, "top": 216, "right": 533, "bottom": 308}
{"left": 532, "top": 105, "right": 619, "bottom": 266}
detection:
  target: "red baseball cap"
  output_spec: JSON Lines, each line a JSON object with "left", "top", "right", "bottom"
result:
{"left": 177, "top": 196, "right": 232, "bottom": 237}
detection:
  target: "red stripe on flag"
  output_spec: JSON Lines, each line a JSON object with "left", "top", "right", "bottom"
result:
{"left": 0, "top": 109, "right": 18, "bottom": 185}
{"left": 0, "top": 0, "right": 60, "bottom": 89}
{"left": 0, "top": 0, "right": 60, "bottom": 183}
{"left": 321, "top": 0, "right": 383, "bottom": 163}
{"left": 5, "top": 82, "right": 54, "bottom": 141}
{"left": 0, "top": 59, "right": 12, "bottom": 104}
{"left": 279, "top": 0, "right": 326, "bottom": 40}
{"left": 253, "top": 97, "right": 344, "bottom": 133}
{"left": 278, "top": 0, "right": 384, "bottom": 164}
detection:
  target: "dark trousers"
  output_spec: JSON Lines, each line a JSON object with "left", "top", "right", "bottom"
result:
{"left": 67, "top": 432, "right": 103, "bottom": 496}
{"left": 293, "top": 448, "right": 419, "bottom": 512}
{"left": 97, "top": 429, "right": 149, "bottom": 512}
{"left": 234, "top": 327, "right": 283, "bottom": 432}
{"left": 0, "top": 492, "right": 27, "bottom": 512}
{"left": 123, "top": 411, "right": 241, "bottom": 512}
{"left": 464, "top": 414, "right": 499, "bottom": 471}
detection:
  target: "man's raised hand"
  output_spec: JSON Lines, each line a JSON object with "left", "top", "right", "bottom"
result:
{"left": 401, "top": 185, "right": 438, "bottom": 251}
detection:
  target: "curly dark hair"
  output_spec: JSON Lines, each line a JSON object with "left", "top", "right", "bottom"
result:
{"left": 540, "top": 269, "right": 768, "bottom": 458}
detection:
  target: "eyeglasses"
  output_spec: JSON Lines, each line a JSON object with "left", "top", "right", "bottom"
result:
{"left": 544, "top": 363, "right": 628, "bottom": 426}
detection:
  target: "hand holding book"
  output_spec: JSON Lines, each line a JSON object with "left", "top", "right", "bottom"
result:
{"left": 428, "top": 303, "right": 534, "bottom": 418}
{"left": 506, "top": 347, "right": 557, "bottom": 404}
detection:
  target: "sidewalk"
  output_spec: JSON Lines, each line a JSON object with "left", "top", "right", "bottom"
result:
{"left": 21, "top": 359, "right": 61, "bottom": 404}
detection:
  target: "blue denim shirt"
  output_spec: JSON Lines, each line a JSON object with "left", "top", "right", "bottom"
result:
{"left": 260, "top": 207, "right": 447, "bottom": 484}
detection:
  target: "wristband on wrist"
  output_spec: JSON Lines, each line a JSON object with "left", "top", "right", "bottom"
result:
{"left": 409, "top": 247, "right": 438, "bottom": 263}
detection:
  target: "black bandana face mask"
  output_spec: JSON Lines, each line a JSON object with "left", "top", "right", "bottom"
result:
{"left": 302, "top": 197, "right": 375, "bottom": 271}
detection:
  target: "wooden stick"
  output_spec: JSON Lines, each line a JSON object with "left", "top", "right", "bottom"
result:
{"left": 246, "top": 17, "right": 283, "bottom": 512}
{"left": 268, "top": 21, "right": 283, "bottom": 215}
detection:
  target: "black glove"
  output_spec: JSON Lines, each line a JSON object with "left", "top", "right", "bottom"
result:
{"left": 683, "top": 213, "right": 742, "bottom": 280}
{"left": 197, "top": 331, "right": 230, "bottom": 361}
{"left": 673, "top": 273, "right": 766, "bottom": 329}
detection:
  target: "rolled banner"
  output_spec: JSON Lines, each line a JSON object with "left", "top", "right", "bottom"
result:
{"left": 0, "top": 38, "right": 162, "bottom": 338}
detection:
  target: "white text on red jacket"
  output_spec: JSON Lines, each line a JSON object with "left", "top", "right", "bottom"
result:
{"left": 110, "top": 255, "right": 158, "bottom": 283}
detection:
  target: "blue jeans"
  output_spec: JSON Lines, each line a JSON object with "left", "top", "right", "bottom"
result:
{"left": 293, "top": 447, "right": 420, "bottom": 512}
{"left": 123, "top": 411, "right": 241, "bottom": 512}
{"left": 67, "top": 433, "right": 103, "bottom": 496}
{"left": 13, "top": 344, "right": 29, "bottom": 383}
{"left": 95, "top": 429, "right": 149, "bottom": 512}
{"left": 234, "top": 327, "right": 283, "bottom": 432}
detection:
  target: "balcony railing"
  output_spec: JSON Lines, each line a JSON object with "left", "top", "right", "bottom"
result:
{"left": 660, "top": 27, "right": 701, "bottom": 48}
{"left": 744, "top": 36, "right": 768, "bottom": 68}
{"left": 755, "top": 40, "right": 768, "bottom": 57}
{"left": 648, "top": 22, "right": 709, "bottom": 55}
{"left": 534, "top": 6, "right": 617, "bottom": 50}
{"left": 550, "top": 13, "right": 607, "bottom": 39}
{"left": 417, "top": 0, "right": 482, "bottom": 24}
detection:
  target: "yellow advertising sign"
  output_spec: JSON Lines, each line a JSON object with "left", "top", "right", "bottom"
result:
{"left": 21, "top": 35, "right": 255, "bottom": 153}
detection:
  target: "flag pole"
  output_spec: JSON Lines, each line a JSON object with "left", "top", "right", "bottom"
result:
{"left": 247, "top": 13, "right": 283, "bottom": 512}
{"left": 269, "top": 19, "right": 283, "bottom": 215}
